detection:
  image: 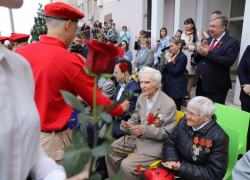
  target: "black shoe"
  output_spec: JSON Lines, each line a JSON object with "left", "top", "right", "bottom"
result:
{"left": 96, "top": 166, "right": 108, "bottom": 180}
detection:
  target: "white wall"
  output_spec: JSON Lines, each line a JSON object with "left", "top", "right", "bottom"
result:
{"left": 100, "top": 0, "right": 144, "bottom": 64}
{"left": 164, "top": 0, "right": 175, "bottom": 36}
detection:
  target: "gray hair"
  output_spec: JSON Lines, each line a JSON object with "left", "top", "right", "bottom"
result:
{"left": 187, "top": 96, "right": 216, "bottom": 117}
{"left": 138, "top": 67, "right": 162, "bottom": 85}
{"left": 211, "top": 14, "right": 228, "bottom": 28}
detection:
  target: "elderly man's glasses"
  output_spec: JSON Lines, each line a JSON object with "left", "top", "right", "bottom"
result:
{"left": 184, "top": 109, "right": 200, "bottom": 118}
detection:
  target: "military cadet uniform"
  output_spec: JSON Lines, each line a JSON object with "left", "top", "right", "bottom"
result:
{"left": 16, "top": 2, "right": 123, "bottom": 165}
{"left": 9, "top": 33, "right": 30, "bottom": 50}
{"left": 0, "top": 36, "right": 9, "bottom": 44}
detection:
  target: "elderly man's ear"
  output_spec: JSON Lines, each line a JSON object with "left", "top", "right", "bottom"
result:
{"left": 205, "top": 114, "right": 212, "bottom": 122}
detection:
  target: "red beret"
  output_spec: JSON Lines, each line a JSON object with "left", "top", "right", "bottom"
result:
{"left": 44, "top": 2, "right": 85, "bottom": 22}
{"left": 0, "top": 36, "right": 9, "bottom": 44}
{"left": 9, "top": 33, "right": 30, "bottom": 42}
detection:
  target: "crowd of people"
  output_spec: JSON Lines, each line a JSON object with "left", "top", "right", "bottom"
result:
{"left": 1, "top": 0, "right": 250, "bottom": 179}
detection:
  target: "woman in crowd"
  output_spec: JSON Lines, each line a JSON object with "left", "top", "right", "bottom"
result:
{"left": 120, "top": 40, "right": 132, "bottom": 61}
{"left": 237, "top": 45, "right": 250, "bottom": 151}
{"left": 161, "top": 36, "right": 188, "bottom": 110}
{"left": 134, "top": 38, "right": 154, "bottom": 75}
{"left": 119, "top": 26, "right": 130, "bottom": 44}
{"left": 181, "top": 18, "right": 202, "bottom": 100}
{"left": 161, "top": 96, "right": 229, "bottom": 180}
{"left": 175, "top": 30, "right": 183, "bottom": 37}
{"left": 155, "top": 28, "right": 171, "bottom": 68}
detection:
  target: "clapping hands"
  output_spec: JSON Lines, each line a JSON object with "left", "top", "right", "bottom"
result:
{"left": 161, "top": 161, "right": 181, "bottom": 171}
{"left": 197, "top": 40, "right": 210, "bottom": 56}
{"left": 165, "top": 52, "right": 173, "bottom": 63}
{"left": 201, "top": 29, "right": 209, "bottom": 39}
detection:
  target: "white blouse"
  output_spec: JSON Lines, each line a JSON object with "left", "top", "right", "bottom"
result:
{"left": 0, "top": 44, "right": 66, "bottom": 180}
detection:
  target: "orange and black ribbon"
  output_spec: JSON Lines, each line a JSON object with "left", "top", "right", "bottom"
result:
{"left": 205, "top": 140, "right": 212, "bottom": 153}
{"left": 193, "top": 137, "right": 199, "bottom": 149}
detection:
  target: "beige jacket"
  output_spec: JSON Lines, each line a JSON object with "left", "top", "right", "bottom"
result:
{"left": 127, "top": 91, "right": 176, "bottom": 158}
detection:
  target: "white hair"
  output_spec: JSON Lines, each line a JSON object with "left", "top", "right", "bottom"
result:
{"left": 138, "top": 67, "right": 162, "bottom": 85}
{"left": 187, "top": 96, "right": 216, "bottom": 117}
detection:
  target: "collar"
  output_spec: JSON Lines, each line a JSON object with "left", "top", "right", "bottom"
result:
{"left": 192, "top": 119, "right": 212, "bottom": 131}
{"left": 146, "top": 90, "right": 159, "bottom": 103}
{"left": 119, "top": 77, "right": 132, "bottom": 87}
{"left": 141, "top": 47, "right": 149, "bottom": 53}
{"left": 39, "top": 36, "right": 67, "bottom": 49}
{"left": 213, "top": 31, "right": 225, "bottom": 42}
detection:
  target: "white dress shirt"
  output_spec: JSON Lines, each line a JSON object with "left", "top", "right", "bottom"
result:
{"left": 0, "top": 44, "right": 66, "bottom": 180}
{"left": 146, "top": 90, "right": 160, "bottom": 117}
{"left": 209, "top": 32, "right": 225, "bottom": 47}
{"left": 116, "top": 83, "right": 125, "bottom": 101}
{"left": 192, "top": 119, "right": 212, "bottom": 131}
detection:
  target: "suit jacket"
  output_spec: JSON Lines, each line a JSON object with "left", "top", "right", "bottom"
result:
{"left": 99, "top": 78, "right": 115, "bottom": 100}
{"left": 127, "top": 91, "right": 176, "bottom": 158}
{"left": 81, "top": 45, "right": 88, "bottom": 59}
{"left": 162, "top": 51, "right": 188, "bottom": 99}
{"left": 113, "top": 78, "right": 142, "bottom": 138}
{"left": 238, "top": 45, "right": 250, "bottom": 106}
{"left": 193, "top": 34, "right": 240, "bottom": 92}
{"left": 134, "top": 48, "right": 154, "bottom": 70}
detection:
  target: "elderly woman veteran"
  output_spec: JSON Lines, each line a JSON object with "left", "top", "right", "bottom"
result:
{"left": 162, "top": 36, "right": 188, "bottom": 111}
{"left": 161, "top": 96, "right": 229, "bottom": 180}
{"left": 134, "top": 38, "right": 154, "bottom": 75}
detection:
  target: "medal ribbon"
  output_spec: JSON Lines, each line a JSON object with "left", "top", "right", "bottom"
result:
{"left": 199, "top": 138, "right": 205, "bottom": 146}
{"left": 194, "top": 137, "right": 199, "bottom": 144}
{"left": 205, "top": 140, "right": 212, "bottom": 148}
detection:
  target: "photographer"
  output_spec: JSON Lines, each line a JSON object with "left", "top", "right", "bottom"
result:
{"left": 70, "top": 34, "right": 87, "bottom": 58}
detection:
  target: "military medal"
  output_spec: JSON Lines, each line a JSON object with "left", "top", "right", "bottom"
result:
{"left": 192, "top": 147, "right": 199, "bottom": 161}
{"left": 198, "top": 138, "right": 205, "bottom": 152}
{"left": 205, "top": 140, "right": 212, "bottom": 153}
{"left": 193, "top": 137, "right": 199, "bottom": 149}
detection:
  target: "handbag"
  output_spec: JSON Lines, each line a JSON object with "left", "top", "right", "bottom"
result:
{"left": 190, "top": 53, "right": 196, "bottom": 65}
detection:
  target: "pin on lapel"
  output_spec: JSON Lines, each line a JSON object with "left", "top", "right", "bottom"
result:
{"left": 216, "top": 41, "right": 223, "bottom": 48}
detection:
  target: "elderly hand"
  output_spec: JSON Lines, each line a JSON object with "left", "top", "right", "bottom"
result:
{"left": 201, "top": 29, "right": 209, "bottom": 39}
{"left": 120, "top": 120, "right": 131, "bottom": 131}
{"left": 242, "top": 84, "right": 250, "bottom": 95}
{"left": 161, "top": 161, "right": 181, "bottom": 171}
{"left": 165, "top": 52, "right": 173, "bottom": 63}
{"left": 130, "top": 125, "right": 144, "bottom": 136}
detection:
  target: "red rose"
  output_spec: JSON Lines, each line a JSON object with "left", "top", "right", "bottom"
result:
{"left": 85, "top": 40, "right": 124, "bottom": 74}
{"left": 147, "top": 113, "right": 154, "bottom": 123}
{"left": 137, "top": 164, "right": 143, "bottom": 174}
{"left": 118, "top": 63, "right": 128, "bottom": 73}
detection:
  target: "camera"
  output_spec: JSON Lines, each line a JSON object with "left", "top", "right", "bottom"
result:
{"left": 182, "top": 40, "right": 186, "bottom": 46}
{"left": 157, "top": 40, "right": 161, "bottom": 42}
{"left": 70, "top": 42, "right": 83, "bottom": 54}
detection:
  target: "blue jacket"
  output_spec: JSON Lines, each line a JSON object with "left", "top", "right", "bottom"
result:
{"left": 162, "top": 51, "right": 188, "bottom": 99}
{"left": 113, "top": 78, "right": 142, "bottom": 138}
{"left": 155, "top": 36, "right": 171, "bottom": 57}
{"left": 238, "top": 45, "right": 250, "bottom": 106}
{"left": 193, "top": 34, "right": 240, "bottom": 92}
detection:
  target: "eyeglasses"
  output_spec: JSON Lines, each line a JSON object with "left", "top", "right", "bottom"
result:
{"left": 184, "top": 109, "right": 200, "bottom": 118}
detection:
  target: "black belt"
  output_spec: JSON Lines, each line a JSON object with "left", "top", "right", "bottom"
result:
{"left": 41, "top": 124, "right": 69, "bottom": 133}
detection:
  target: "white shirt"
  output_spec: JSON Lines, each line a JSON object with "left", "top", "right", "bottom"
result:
{"left": 0, "top": 43, "right": 66, "bottom": 180}
{"left": 146, "top": 90, "right": 160, "bottom": 117}
{"left": 116, "top": 77, "right": 132, "bottom": 101}
{"left": 210, "top": 32, "right": 225, "bottom": 47}
{"left": 192, "top": 119, "right": 212, "bottom": 131}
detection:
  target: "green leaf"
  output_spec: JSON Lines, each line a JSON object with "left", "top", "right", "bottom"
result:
{"left": 72, "top": 128, "right": 88, "bottom": 149}
{"left": 91, "top": 105, "right": 105, "bottom": 116}
{"left": 63, "top": 147, "right": 91, "bottom": 178}
{"left": 99, "top": 124, "right": 107, "bottom": 138}
{"left": 100, "top": 112, "right": 112, "bottom": 123}
{"left": 100, "top": 73, "right": 113, "bottom": 78}
{"left": 105, "top": 97, "right": 126, "bottom": 112}
{"left": 105, "top": 122, "right": 115, "bottom": 140}
{"left": 97, "top": 118, "right": 103, "bottom": 127}
{"left": 109, "top": 169, "right": 125, "bottom": 180}
{"left": 133, "top": 93, "right": 140, "bottom": 97}
{"left": 91, "top": 140, "right": 114, "bottom": 157}
{"left": 86, "top": 172, "right": 101, "bottom": 180}
{"left": 78, "top": 113, "right": 91, "bottom": 123}
{"left": 60, "top": 90, "right": 85, "bottom": 112}
{"left": 129, "top": 90, "right": 133, "bottom": 95}
{"left": 126, "top": 95, "right": 133, "bottom": 101}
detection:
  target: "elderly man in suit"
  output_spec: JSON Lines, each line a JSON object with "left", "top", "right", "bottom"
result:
{"left": 87, "top": 60, "right": 141, "bottom": 179}
{"left": 193, "top": 14, "right": 240, "bottom": 104}
{"left": 106, "top": 67, "right": 176, "bottom": 180}
{"left": 134, "top": 38, "right": 154, "bottom": 75}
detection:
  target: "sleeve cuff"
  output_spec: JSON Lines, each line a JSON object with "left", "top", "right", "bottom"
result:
{"left": 141, "top": 125, "right": 145, "bottom": 135}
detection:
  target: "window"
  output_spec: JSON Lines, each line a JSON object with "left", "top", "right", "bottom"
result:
{"left": 146, "top": 0, "right": 152, "bottom": 30}
{"left": 88, "top": 0, "right": 92, "bottom": 19}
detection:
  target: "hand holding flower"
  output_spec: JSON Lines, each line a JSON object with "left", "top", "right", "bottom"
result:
{"left": 162, "top": 161, "right": 181, "bottom": 171}
{"left": 130, "top": 125, "right": 144, "bottom": 136}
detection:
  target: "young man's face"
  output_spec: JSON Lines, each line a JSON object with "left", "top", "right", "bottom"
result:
{"left": 74, "top": 37, "right": 82, "bottom": 47}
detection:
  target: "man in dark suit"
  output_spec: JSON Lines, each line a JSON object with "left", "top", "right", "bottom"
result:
{"left": 193, "top": 14, "right": 240, "bottom": 104}
{"left": 87, "top": 60, "right": 141, "bottom": 179}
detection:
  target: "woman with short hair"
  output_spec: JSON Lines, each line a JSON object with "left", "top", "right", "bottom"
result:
{"left": 119, "top": 26, "right": 130, "bottom": 44}
{"left": 134, "top": 38, "right": 154, "bottom": 75}
{"left": 119, "top": 40, "right": 132, "bottom": 61}
{"left": 162, "top": 36, "right": 188, "bottom": 110}
{"left": 161, "top": 96, "right": 229, "bottom": 180}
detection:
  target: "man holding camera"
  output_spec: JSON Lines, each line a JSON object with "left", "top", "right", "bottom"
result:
{"left": 70, "top": 34, "right": 88, "bottom": 59}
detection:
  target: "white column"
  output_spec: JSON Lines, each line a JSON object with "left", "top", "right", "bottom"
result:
{"left": 174, "top": 0, "right": 181, "bottom": 35}
{"left": 233, "top": 0, "right": 250, "bottom": 106}
{"left": 195, "top": 0, "right": 208, "bottom": 32}
{"left": 151, "top": 0, "right": 164, "bottom": 46}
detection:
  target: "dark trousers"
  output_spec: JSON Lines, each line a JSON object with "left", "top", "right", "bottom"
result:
{"left": 242, "top": 102, "right": 250, "bottom": 151}
{"left": 174, "top": 98, "right": 183, "bottom": 111}
{"left": 87, "top": 122, "right": 106, "bottom": 169}
{"left": 196, "top": 79, "right": 228, "bottom": 105}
